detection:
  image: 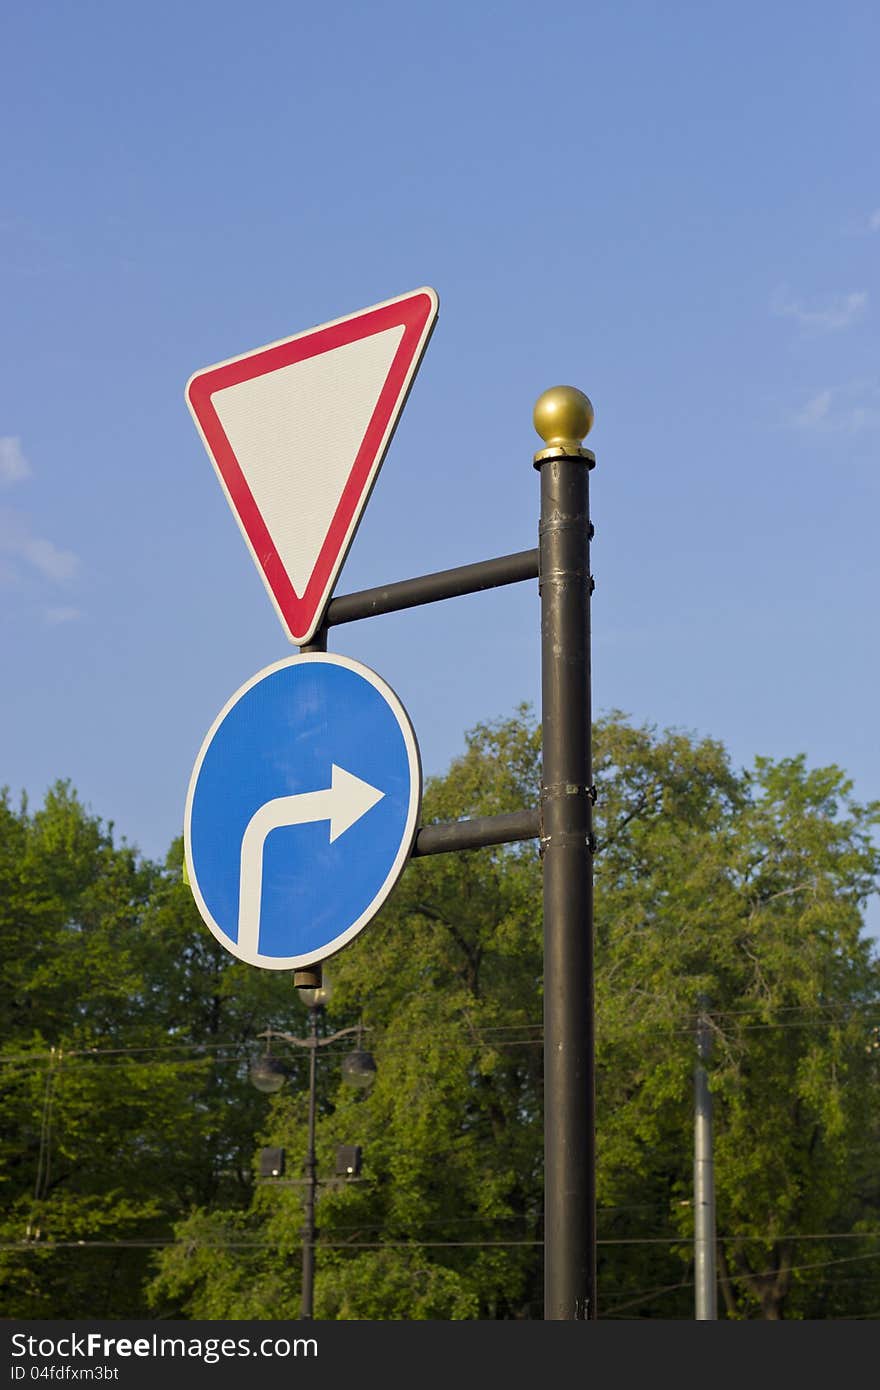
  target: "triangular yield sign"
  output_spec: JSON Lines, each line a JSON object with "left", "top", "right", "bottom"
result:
{"left": 185, "top": 287, "right": 438, "bottom": 645}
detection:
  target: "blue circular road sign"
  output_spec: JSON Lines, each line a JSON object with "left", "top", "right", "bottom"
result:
{"left": 184, "top": 653, "right": 421, "bottom": 970}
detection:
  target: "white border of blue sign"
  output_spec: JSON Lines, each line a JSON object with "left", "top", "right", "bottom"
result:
{"left": 183, "top": 653, "right": 422, "bottom": 970}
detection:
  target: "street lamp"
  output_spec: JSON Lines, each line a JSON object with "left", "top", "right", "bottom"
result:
{"left": 249, "top": 1053, "right": 288, "bottom": 1094}
{"left": 341, "top": 1047, "right": 377, "bottom": 1089}
{"left": 250, "top": 977, "right": 376, "bottom": 1320}
{"left": 296, "top": 974, "right": 333, "bottom": 1012}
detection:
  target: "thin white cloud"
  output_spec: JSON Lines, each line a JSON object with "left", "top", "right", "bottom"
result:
{"left": 869, "top": 209, "right": 880, "bottom": 232}
{"left": 21, "top": 535, "right": 79, "bottom": 582}
{"left": 772, "top": 286, "right": 868, "bottom": 333}
{"left": 44, "top": 606, "right": 82, "bottom": 626}
{"left": 789, "top": 382, "right": 880, "bottom": 434}
{"left": 792, "top": 390, "right": 833, "bottom": 428}
{"left": 0, "top": 436, "right": 31, "bottom": 486}
{"left": 0, "top": 446, "right": 81, "bottom": 592}
{"left": 0, "top": 510, "right": 80, "bottom": 584}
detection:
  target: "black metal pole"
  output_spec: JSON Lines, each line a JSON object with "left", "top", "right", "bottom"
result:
{"left": 534, "top": 387, "right": 596, "bottom": 1320}
{"left": 299, "top": 625, "right": 328, "bottom": 654}
{"left": 301, "top": 1005, "right": 319, "bottom": 1319}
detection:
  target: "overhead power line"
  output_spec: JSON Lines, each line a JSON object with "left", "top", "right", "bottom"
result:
{"left": 2, "top": 1005, "right": 880, "bottom": 1071}
{"left": 6, "top": 1231, "right": 880, "bottom": 1252}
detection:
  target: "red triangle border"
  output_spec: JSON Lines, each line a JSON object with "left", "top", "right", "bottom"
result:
{"left": 186, "top": 288, "right": 438, "bottom": 644}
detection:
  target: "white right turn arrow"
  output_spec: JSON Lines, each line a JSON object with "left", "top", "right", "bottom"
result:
{"left": 237, "top": 764, "right": 385, "bottom": 956}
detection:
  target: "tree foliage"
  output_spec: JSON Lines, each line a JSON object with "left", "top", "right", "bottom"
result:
{"left": 2, "top": 710, "right": 879, "bottom": 1319}
{"left": 0, "top": 783, "right": 295, "bottom": 1317}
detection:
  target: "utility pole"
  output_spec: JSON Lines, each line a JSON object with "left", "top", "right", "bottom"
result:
{"left": 694, "top": 1002, "right": 717, "bottom": 1319}
{"left": 301, "top": 1001, "right": 319, "bottom": 1320}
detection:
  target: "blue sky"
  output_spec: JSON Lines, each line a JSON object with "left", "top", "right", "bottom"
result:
{"left": 2, "top": 1, "right": 878, "bottom": 937}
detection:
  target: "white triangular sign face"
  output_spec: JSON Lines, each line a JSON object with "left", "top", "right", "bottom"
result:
{"left": 186, "top": 287, "right": 438, "bottom": 645}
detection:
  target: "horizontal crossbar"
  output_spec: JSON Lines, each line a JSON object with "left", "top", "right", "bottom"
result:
{"left": 323, "top": 549, "right": 539, "bottom": 627}
{"left": 411, "top": 808, "right": 540, "bottom": 857}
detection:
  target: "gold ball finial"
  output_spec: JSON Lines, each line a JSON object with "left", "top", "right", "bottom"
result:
{"left": 533, "top": 386, "right": 595, "bottom": 457}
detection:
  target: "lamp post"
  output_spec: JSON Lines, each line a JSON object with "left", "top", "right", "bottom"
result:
{"left": 249, "top": 979, "right": 375, "bottom": 1320}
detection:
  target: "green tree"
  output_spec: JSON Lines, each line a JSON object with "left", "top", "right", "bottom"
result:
{"left": 707, "top": 756, "right": 880, "bottom": 1319}
{"left": 591, "top": 728, "right": 880, "bottom": 1318}
{"left": 0, "top": 785, "right": 295, "bottom": 1317}
{"left": 148, "top": 711, "right": 880, "bottom": 1320}
{"left": 4, "top": 710, "right": 878, "bottom": 1320}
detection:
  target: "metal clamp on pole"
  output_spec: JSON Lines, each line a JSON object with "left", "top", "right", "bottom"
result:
{"left": 534, "top": 385, "right": 597, "bottom": 1321}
